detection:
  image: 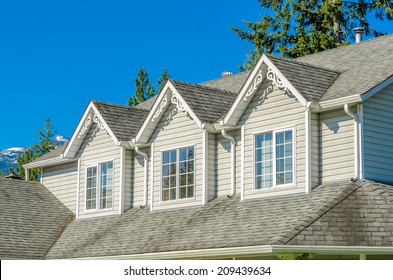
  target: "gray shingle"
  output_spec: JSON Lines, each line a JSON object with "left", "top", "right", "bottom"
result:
{"left": 296, "top": 34, "right": 393, "bottom": 101}
{"left": 45, "top": 180, "right": 390, "bottom": 259}
{"left": 201, "top": 71, "right": 250, "bottom": 93}
{"left": 171, "top": 80, "right": 238, "bottom": 123}
{"left": 93, "top": 101, "right": 149, "bottom": 142}
{"left": 0, "top": 178, "right": 73, "bottom": 259}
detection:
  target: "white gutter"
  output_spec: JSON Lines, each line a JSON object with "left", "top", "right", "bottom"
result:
{"left": 23, "top": 157, "right": 77, "bottom": 169}
{"left": 344, "top": 104, "right": 360, "bottom": 181}
{"left": 221, "top": 129, "right": 236, "bottom": 197}
{"left": 272, "top": 245, "right": 393, "bottom": 255}
{"left": 132, "top": 144, "right": 149, "bottom": 208}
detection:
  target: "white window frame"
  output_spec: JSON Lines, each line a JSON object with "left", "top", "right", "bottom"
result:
{"left": 253, "top": 127, "right": 296, "bottom": 191}
{"left": 160, "top": 145, "right": 196, "bottom": 203}
{"left": 85, "top": 160, "right": 114, "bottom": 211}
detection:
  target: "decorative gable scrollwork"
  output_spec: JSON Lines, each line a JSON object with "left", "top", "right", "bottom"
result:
{"left": 152, "top": 94, "right": 168, "bottom": 122}
{"left": 151, "top": 91, "right": 189, "bottom": 124}
{"left": 263, "top": 68, "right": 297, "bottom": 101}
{"left": 243, "top": 68, "right": 264, "bottom": 101}
{"left": 78, "top": 113, "right": 92, "bottom": 138}
{"left": 91, "top": 113, "right": 106, "bottom": 139}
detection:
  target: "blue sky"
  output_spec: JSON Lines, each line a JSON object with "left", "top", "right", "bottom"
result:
{"left": 1, "top": 0, "right": 393, "bottom": 150}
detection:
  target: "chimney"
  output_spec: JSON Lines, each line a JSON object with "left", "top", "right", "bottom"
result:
{"left": 221, "top": 70, "right": 233, "bottom": 77}
{"left": 354, "top": 27, "right": 365, "bottom": 43}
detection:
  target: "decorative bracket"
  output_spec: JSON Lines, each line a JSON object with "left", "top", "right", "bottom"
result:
{"left": 78, "top": 113, "right": 92, "bottom": 138}
{"left": 91, "top": 113, "right": 106, "bottom": 139}
{"left": 243, "top": 68, "right": 264, "bottom": 101}
{"left": 258, "top": 68, "right": 297, "bottom": 104}
{"left": 152, "top": 94, "right": 168, "bottom": 122}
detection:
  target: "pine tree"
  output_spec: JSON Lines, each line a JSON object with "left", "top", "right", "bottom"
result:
{"left": 157, "top": 68, "right": 171, "bottom": 94}
{"left": 14, "top": 118, "right": 57, "bottom": 182}
{"left": 232, "top": 0, "right": 393, "bottom": 69}
{"left": 128, "top": 67, "right": 171, "bottom": 106}
{"left": 128, "top": 67, "right": 155, "bottom": 107}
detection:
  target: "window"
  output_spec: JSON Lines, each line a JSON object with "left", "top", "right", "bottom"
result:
{"left": 162, "top": 146, "right": 194, "bottom": 201}
{"left": 86, "top": 161, "right": 113, "bottom": 210}
{"left": 255, "top": 129, "right": 294, "bottom": 190}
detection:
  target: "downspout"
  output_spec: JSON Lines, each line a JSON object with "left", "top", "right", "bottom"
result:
{"left": 134, "top": 145, "right": 149, "bottom": 208}
{"left": 221, "top": 129, "right": 236, "bottom": 197}
{"left": 344, "top": 104, "right": 360, "bottom": 181}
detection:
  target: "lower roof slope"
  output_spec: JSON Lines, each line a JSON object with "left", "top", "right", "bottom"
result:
{"left": 0, "top": 178, "right": 74, "bottom": 259}
{"left": 44, "top": 180, "right": 392, "bottom": 259}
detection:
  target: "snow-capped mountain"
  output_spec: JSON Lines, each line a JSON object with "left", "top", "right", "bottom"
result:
{"left": 0, "top": 135, "right": 69, "bottom": 175}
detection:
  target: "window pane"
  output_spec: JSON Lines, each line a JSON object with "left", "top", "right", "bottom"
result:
{"left": 255, "top": 134, "right": 263, "bottom": 148}
{"left": 187, "top": 161, "right": 194, "bottom": 173}
{"left": 180, "top": 148, "right": 187, "bottom": 161}
{"left": 187, "top": 147, "right": 194, "bottom": 160}
{"left": 277, "top": 173, "right": 284, "bottom": 185}
{"left": 285, "top": 172, "right": 293, "bottom": 184}
{"left": 86, "top": 166, "right": 97, "bottom": 210}
{"left": 100, "top": 162, "right": 113, "bottom": 209}
{"left": 277, "top": 159, "right": 284, "bottom": 172}
{"left": 180, "top": 174, "right": 186, "bottom": 186}
{"left": 180, "top": 187, "right": 187, "bottom": 199}
{"left": 169, "top": 163, "right": 176, "bottom": 175}
{"left": 179, "top": 162, "right": 186, "bottom": 174}
{"left": 285, "top": 130, "right": 292, "bottom": 141}
{"left": 162, "top": 189, "right": 169, "bottom": 201}
{"left": 255, "top": 133, "right": 273, "bottom": 190}
{"left": 162, "top": 165, "right": 169, "bottom": 177}
{"left": 163, "top": 152, "right": 169, "bottom": 164}
{"left": 170, "top": 176, "right": 176, "bottom": 188}
{"left": 170, "top": 188, "right": 176, "bottom": 200}
{"left": 187, "top": 186, "right": 194, "bottom": 198}
{"left": 170, "top": 151, "right": 177, "bottom": 163}
{"left": 187, "top": 174, "right": 194, "bottom": 185}
{"left": 255, "top": 176, "right": 262, "bottom": 189}
{"left": 256, "top": 149, "right": 262, "bottom": 162}
{"left": 276, "top": 132, "right": 284, "bottom": 144}
{"left": 162, "top": 177, "right": 169, "bottom": 189}
{"left": 276, "top": 145, "right": 284, "bottom": 158}
{"left": 256, "top": 162, "right": 262, "bottom": 176}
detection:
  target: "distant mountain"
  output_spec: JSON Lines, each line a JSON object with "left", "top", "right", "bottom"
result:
{"left": 0, "top": 135, "right": 69, "bottom": 175}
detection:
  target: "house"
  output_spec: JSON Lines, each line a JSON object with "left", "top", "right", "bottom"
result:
{"left": 2, "top": 34, "right": 393, "bottom": 260}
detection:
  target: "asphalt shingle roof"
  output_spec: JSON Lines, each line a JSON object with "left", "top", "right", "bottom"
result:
{"left": 171, "top": 80, "right": 238, "bottom": 123}
{"left": 93, "top": 100, "right": 150, "bottom": 142}
{"left": 44, "top": 180, "right": 393, "bottom": 259}
{"left": 296, "top": 34, "right": 393, "bottom": 101}
{"left": 201, "top": 71, "right": 250, "bottom": 93}
{"left": 0, "top": 178, "right": 73, "bottom": 259}
{"left": 266, "top": 54, "right": 340, "bottom": 101}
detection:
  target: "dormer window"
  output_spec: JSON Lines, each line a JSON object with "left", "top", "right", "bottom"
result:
{"left": 86, "top": 161, "right": 113, "bottom": 210}
{"left": 254, "top": 128, "right": 295, "bottom": 190}
{"left": 161, "top": 146, "right": 195, "bottom": 201}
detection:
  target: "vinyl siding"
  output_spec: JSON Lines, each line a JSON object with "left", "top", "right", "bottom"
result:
{"left": 311, "top": 112, "right": 320, "bottom": 187}
{"left": 123, "top": 149, "right": 132, "bottom": 210}
{"left": 216, "top": 130, "right": 241, "bottom": 197}
{"left": 149, "top": 102, "right": 203, "bottom": 209}
{"left": 132, "top": 147, "right": 150, "bottom": 208}
{"left": 77, "top": 122, "right": 121, "bottom": 218}
{"left": 363, "top": 83, "right": 393, "bottom": 183}
{"left": 239, "top": 80, "right": 306, "bottom": 198}
{"left": 320, "top": 109, "right": 354, "bottom": 181}
{"left": 42, "top": 162, "right": 78, "bottom": 213}
{"left": 208, "top": 132, "right": 217, "bottom": 201}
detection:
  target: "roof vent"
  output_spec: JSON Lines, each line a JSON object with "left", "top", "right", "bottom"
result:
{"left": 5, "top": 172, "right": 22, "bottom": 180}
{"left": 354, "top": 27, "right": 365, "bottom": 43}
{"left": 221, "top": 70, "right": 233, "bottom": 77}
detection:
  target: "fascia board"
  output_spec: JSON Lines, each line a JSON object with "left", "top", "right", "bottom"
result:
{"left": 63, "top": 101, "right": 119, "bottom": 158}
{"left": 318, "top": 94, "right": 362, "bottom": 111}
{"left": 23, "top": 157, "right": 77, "bottom": 169}
{"left": 223, "top": 54, "right": 308, "bottom": 126}
{"left": 75, "top": 245, "right": 274, "bottom": 260}
{"left": 134, "top": 81, "right": 172, "bottom": 144}
{"left": 63, "top": 101, "right": 95, "bottom": 158}
{"left": 361, "top": 75, "right": 393, "bottom": 102}
{"left": 134, "top": 81, "right": 203, "bottom": 144}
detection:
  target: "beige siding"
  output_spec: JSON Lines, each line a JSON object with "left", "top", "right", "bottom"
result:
{"left": 239, "top": 80, "right": 306, "bottom": 198}
{"left": 363, "top": 84, "right": 393, "bottom": 183}
{"left": 311, "top": 112, "right": 320, "bottom": 187}
{"left": 150, "top": 102, "right": 203, "bottom": 209}
{"left": 320, "top": 109, "right": 354, "bottom": 181}
{"left": 208, "top": 132, "right": 217, "bottom": 201}
{"left": 77, "top": 122, "right": 121, "bottom": 218}
{"left": 123, "top": 149, "right": 132, "bottom": 210}
{"left": 42, "top": 162, "right": 78, "bottom": 213}
{"left": 132, "top": 147, "right": 150, "bottom": 208}
{"left": 216, "top": 130, "right": 241, "bottom": 197}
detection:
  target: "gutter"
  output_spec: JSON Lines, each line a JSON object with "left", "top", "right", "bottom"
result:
{"left": 23, "top": 156, "right": 77, "bottom": 169}
{"left": 131, "top": 143, "right": 149, "bottom": 209}
{"left": 221, "top": 129, "right": 236, "bottom": 197}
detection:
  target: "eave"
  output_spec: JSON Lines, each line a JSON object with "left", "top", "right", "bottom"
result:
{"left": 23, "top": 157, "right": 78, "bottom": 169}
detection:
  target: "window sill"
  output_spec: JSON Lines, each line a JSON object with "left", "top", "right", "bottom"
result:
{"left": 153, "top": 200, "right": 202, "bottom": 211}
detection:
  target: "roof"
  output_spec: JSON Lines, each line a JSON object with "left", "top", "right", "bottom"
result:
{"left": 45, "top": 180, "right": 393, "bottom": 259}
{"left": 0, "top": 178, "right": 73, "bottom": 259}
{"left": 30, "top": 143, "right": 68, "bottom": 163}
{"left": 93, "top": 100, "right": 150, "bottom": 142}
{"left": 266, "top": 54, "right": 340, "bottom": 101}
{"left": 171, "top": 80, "right": 238, "bottom": 123}
{"left": 201, "top": 71, "right": 250, "bottom": 93}
{"left": 296, "top": 34, "right": 393, "bottom": 101}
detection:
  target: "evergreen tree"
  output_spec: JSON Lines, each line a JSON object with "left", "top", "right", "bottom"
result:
{"left": 128, "top": 67, "right": 155, "bottom": 106}
{"left": 128, "top": 67, "right": 171, "bottom": 106}
{"left": 232, "top": 0, "right": 393, "bottom": 69}
{"left": 14, "top": 118, "right": 57, "bottom": 182}
{"left": 157, "top": 68, "right": 171, "bottom": 94}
